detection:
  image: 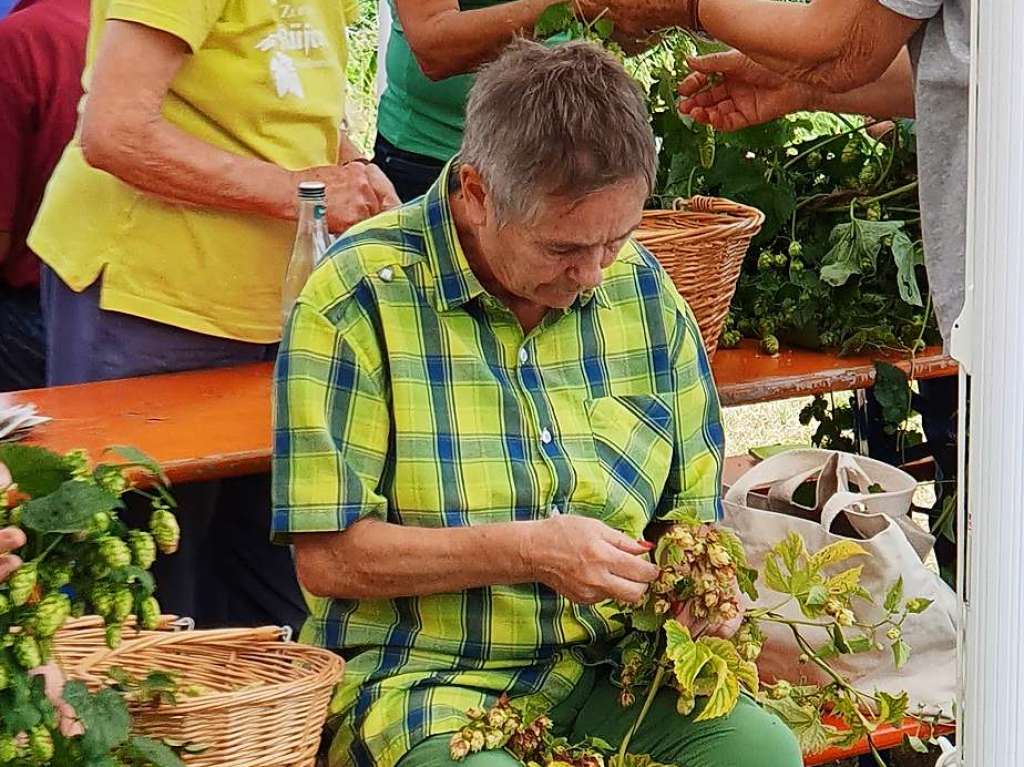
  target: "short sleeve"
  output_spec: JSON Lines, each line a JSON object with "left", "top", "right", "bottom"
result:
{"left": 271, "top": 298, "right": 390, "bottom": 543}
{"left": 656, "top": 291, "right": 726, "bottom": 522}
{"left": 875, "top": 0, "right": 943, "bottom": 21}
{"left": 105, "top": 0, "right": 230, "bottom": 53}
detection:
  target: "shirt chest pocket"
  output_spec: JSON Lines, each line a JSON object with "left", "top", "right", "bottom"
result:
{"left": 571, "top": 394, "right": 675, "bottom": 537}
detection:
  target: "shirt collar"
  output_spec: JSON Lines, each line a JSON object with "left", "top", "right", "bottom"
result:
{"left": 422, "top": 159, "right": 612, "bottom": 314}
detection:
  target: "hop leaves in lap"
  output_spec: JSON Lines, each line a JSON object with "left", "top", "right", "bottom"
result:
{"left": 149, "top": 507, "right": 181, "bottom": 555}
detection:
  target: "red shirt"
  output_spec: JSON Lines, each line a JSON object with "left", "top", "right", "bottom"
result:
{"left": 0, "top": 0, "right": 88, "bottom": 289}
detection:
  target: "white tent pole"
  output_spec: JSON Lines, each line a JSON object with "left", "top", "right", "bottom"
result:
{"left": 376, "top": 0, "right": 391, "bottom": 100}
{"left": 953, "top": 0, "right": 1024, "bottom": 764}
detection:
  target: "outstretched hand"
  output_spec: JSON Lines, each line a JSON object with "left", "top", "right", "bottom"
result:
{"left": 678, "top": 50, "right": 814, "bottom": 132}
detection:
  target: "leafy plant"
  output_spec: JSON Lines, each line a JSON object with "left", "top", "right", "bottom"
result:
{"left": 0, "top": 445, "right": 184, "bottom": 767}
{"left": 448, "top": 510, "right": 933, "bottom": 766}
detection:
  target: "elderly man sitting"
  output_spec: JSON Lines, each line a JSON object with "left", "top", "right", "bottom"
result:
{"left": 272, "top": 40, "right": 801, "bottom": 767}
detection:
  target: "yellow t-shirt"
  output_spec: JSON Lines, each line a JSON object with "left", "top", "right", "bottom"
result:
{"left": 29, "top": 0, "right": 360, "bottom": 343}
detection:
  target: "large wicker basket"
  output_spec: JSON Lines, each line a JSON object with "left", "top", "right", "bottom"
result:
{"left": 635, "top": 196, "right": 764, "bottom": 357}
{"left": 72, "top": 626, "right": 345, "bottom": 767}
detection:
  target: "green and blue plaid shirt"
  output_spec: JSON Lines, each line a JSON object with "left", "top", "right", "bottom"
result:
{"left": 272, "top": 163, "right": 725, "bottom": 767}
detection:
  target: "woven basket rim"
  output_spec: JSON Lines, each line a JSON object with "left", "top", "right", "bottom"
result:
{"left": 71, "top": 626, "right": 345, "bottom": 710}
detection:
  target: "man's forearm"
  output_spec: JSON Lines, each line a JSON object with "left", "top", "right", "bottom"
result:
{"left": 396, "top": 0, "right": 552, "bottom": 80}
{"left": 294, "top": 517, "right": 537, "bottom": 600}
{"left": 816, "top": 48, "right": 916, "bottom": 119}
{"left": 697, "top": 0, "right": 920, "bottom": 92}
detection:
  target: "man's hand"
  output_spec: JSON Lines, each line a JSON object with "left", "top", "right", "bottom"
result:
{"left": 291, "top": 163, "right": 401, "bottom": 235}
{"left": 678, "top": 50, "right": 814, "bottom": 132}
{"left": 0, "top": 525, "right": 26, "bottom": 582}
{"left": 524, "top": 515, "right": 660, "bottom": 605}
{"left": 30, "top": 664, "right": 84, "bottom": 737}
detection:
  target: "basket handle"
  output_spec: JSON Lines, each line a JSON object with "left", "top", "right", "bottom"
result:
{"left": 670, "top": 196, "right": 717, "bottom": 213}
{"left": 73, "top": 625, "right": 291, "bottom": 677}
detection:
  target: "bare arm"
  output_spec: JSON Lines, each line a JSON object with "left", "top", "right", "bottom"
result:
{"left": 293, "top": 514, "right": 659, "bottom": 604}
{"left": 81, "top": 21, "right": 389, "bottom": 233}
{"left": 394, "top": 0, "right": 554, "bottom": 81}
{"left": 698, "top": 0, "right": 922, "bottom": 92}
{"left": 817, "top": 47, "right": 915, "bottom": 118}
{"left": 678, "top": 47, "right": 914, "bottom": 132}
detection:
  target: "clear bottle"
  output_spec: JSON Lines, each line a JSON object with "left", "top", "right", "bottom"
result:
{"left": 281, "top": 181, "right": 331, "bottom": 326}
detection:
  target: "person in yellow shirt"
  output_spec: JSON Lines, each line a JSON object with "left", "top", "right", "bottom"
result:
{"left": 28, "top": 0, "right": 399, "bottom": 628}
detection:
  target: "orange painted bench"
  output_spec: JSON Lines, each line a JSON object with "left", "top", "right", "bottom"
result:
{"left": 0, "top": 343, "right": 955, "bottom": 485}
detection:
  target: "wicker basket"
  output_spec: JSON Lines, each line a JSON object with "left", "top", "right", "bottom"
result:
{"left": 53, "top": 614, "right": 192, "bottom": 674}
{"left": 635, "top": 196, "right": 764, "bottom": 357}
{"left": 72, "top": 626, "right": 345, "bottom": 767}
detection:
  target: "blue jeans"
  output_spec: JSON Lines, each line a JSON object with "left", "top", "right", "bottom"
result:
{"left": 372, "top": 134, "right": 446, "bottom": 203}
{"left": 40, "top": 267, "right": 305, "bottom": 631}
{"left": 0, "top": 284, "right": 45, "bottom": 391}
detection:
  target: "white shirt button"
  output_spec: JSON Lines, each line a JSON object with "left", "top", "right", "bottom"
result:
{"left": 540, "top": 427, "right": 553, "bottom": 445}
{"left": 518, "top": 347, "right": 529, "bottom": 364}
{"left": 378, "top": 267, "right": 394, "bottom": 282}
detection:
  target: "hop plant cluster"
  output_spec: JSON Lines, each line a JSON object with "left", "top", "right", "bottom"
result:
{"left": 647, "top": 522, "right": 744, "bottom": 627}
{"left": 449, "top": 696, "right": 609, "bottom": 767}
{"left": 0, "top": 445, "right": 184, "bottom": 767}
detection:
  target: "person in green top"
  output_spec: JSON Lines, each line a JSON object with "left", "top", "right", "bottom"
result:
{"left": 276, "top": 40, "right": 800, "bottom": 767}
{"left": 375, "top": 0, "right": 651, "bottom": 201}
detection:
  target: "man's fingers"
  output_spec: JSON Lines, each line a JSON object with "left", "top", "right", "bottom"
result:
{"left": 366, "top": 164, "right": 402, "bottom": 209}
{"left": 0, "top": 526, "right": 26, "bottom": 555}
{"left": 603, "top": 575, "right": 650, "bottom": 606}
{"left": 606, "top": 531, "right": 654, "bottom": 556}
{"left": 677, "top": 71, "right": 710, "bottom": 98}
{"left": 0, "top": 553, "right": 23, "bottom": 582}
{"left": 686, "top": 51, "right": 742, "bottom": 75}
{"left": 608, "top": 548, "right": 661, "bottom": 584}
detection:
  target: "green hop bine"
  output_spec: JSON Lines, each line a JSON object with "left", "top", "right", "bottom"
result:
{"left": 150, "top": 509, "right": 181, "bottom": 555}
{"left": 13, "top": 635, "right": 43, "bottom": 670}
{"left": 138, "top": 596, "right": 161, "bottom": 630}
{"left": 98, "top": 536, "right": 133, "bottom": 569}
{"left": 41, "top": 561, "right": 73, "bottom": 590}
{"left": 129, "top": 530, "right": 158, "bottom": 570}
{"left": 8, "top": 562, "right": 37, "bottom": 606}
{"left": 33, "top": 593, "right": 72, "bottom": 638}
{"left": 29, "top": 725, "right": 54, "bottom": 762}
{"left": 111, "top": 587, "right": 134, "bottom": 623}
{"left": 105, "top": 623, "right": 123, "bottom": 650}
{"left": 89, "top": 582, "right": 115, "bottom": 618}
{"left": 0, "top": 733, "right": 17, "bottom": 764}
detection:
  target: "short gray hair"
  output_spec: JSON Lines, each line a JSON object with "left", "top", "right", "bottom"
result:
{"left": 460, "top": 39, "right": 657, "bottom": 224}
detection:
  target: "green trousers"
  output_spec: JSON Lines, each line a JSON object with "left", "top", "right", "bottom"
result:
{"left": 398, "top": 667, "right": 802, "bottom": 767}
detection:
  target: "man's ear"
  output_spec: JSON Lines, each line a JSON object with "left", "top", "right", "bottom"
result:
{"left": 458, "top": 164, "right": 491, "bottom": 227}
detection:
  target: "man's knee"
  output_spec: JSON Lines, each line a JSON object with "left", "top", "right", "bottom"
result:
{"left": 398, "top": 734, "right": 522, "bottom": 767}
